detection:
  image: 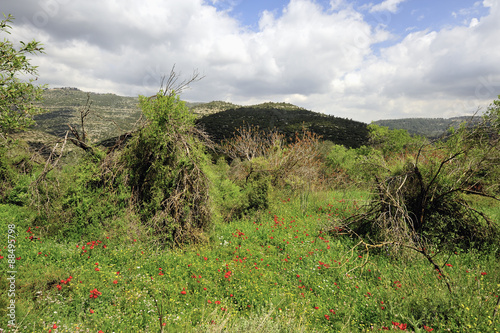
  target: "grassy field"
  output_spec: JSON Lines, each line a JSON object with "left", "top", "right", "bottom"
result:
{"left": 1, "top": 189, "right": 499, "bottom": 332}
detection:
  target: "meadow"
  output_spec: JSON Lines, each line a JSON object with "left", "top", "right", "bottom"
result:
{"left": 1, "top": 188, "right": 499, "bottom": 332}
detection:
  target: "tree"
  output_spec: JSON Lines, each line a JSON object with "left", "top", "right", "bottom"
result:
{"left": 0, "top": 14, "right": 45, "bottom": 134}
{"left": 367, "top": 123, "right": 426, "bottom": 157}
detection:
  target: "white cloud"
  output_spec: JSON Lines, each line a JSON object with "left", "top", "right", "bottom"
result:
{"left": 2, "top": 0, "right": 500, "bottom": 123}
{"left": 369, "top": 0, "right": 406, "bottom": 13}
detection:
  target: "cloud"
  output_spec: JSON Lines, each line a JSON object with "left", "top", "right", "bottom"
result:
{"left": 369, "top": 0, "right": 406, "bottom": 13}
{"left": 2, "top": 0, "right": 500, "bottom": 122}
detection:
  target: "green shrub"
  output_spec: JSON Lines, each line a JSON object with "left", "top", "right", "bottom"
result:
{"left": 123, "top": 93, "right": 213, "bottom": 246}
{"left": 205, "top": 158, "right": 249, "bottom": 222}
{"left": 345, "top": 144, "right": 499, "bottom": 254}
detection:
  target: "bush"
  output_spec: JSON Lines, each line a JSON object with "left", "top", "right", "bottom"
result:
{"left": 124, "top": 93, "right": 213, "bottom": 246}
{"left": 220, "top": 125, "right": 323, "bottom": 191}
{"left": 342, "top": 115, "right": 500, "bottom": 253}
{"left": 325, "top": 144, "right": 380, "bottom": 186}
{"left": 0, "top": 138, "right": 40, "bottom": 204}
{"left": 204, "top": 157, "right": 249, "bottom": 222}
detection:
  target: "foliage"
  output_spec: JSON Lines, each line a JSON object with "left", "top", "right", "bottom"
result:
{"left": 484, "top": 94, "right": 500, "bottom": 134}
{"left": 0, "top": 14, "right": 46, "bottom": 134}
{"left": 124, "top": 92, "right": 213, "bottom": 246}
{"left": 343, "top": 111, "right": 500, "bottom": 255}
{"left": 29, "top": 148, "right": 135, "bottom": 242}
{"left": 367, "top": 123, "right": 427, "bottom": 158}
{"left": 325, "top": 144, "right": 380, "bottom": 186}
{"left": 204, "top": 158, "right": 249, "bottom": 222}
{"left": 221, "top": 125, "right": 323, "bottom": 189}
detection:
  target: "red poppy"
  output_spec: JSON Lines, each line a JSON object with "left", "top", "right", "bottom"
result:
{"left": 181, "top": 290, "right": 187, "bottom": 295}
{"left": 89, "top": 288, "right": 101, "bottom": 298}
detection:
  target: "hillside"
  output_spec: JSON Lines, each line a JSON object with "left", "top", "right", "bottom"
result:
{"left": 32, "top": 89, "right": 370, "bottom": 149}
{"left": 196, "top": 103, "right": 369, "bottom": 148}
{"left": 34, "top": 88, "right": 141, "bottom": 144}
{"left": 373, "top": 116, "right": 479, "bottom": 138}
{"left": 33, "top": 89, "right": 478, "bottom": 149}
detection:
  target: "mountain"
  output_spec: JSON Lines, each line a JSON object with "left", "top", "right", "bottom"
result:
{"left": 31, "top": 89, "right": 370, "bottom": 149}
{"left": 372, "top": 116, "right": 479, "bottom": 138}
{"left": 34, "top": 87, "right": 141, "bottom": 144}
{"left": 29, "top": 88, "right": 483, "bottom": 153}
{"left": 196, "top": 103, "right": 369, "bottom": 148}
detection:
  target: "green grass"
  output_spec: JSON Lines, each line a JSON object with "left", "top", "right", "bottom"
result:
{"left": 1, "top": 191, "right": 499, "bottom": 332}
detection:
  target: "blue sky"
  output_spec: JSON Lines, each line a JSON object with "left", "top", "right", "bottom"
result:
{"left": 3, "top": 0, "right": 500, "bottom": 122}
{"left": 220, "top": 0, "right": 491, "bottom": 49}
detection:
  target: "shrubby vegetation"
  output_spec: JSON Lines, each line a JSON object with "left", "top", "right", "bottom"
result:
{"left": 0, "top": 14, "right": 45, "bottom": 134}
{"left": 123, "top": 92, "right": 213, "bottom": 246}
{"left": 1, "top": 18, "right": 499, "bottom": 332}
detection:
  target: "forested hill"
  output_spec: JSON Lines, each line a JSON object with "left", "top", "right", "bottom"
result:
{"left": 196, "top": 103, "right": 369, "bottom": 148}
{"left": 33, "top": 90, "right": 370, "bottom": 148}
{"left": 373, "top": 116, "right": 478, "bottom": 138}
{"left": 34, "top": 88, "right": 477, "bottom": 149}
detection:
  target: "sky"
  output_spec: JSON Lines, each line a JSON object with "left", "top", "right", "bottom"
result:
{"left": 3, "top": 0, "right": 500, "bottom": 122}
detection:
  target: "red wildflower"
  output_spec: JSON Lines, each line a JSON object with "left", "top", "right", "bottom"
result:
{"left": 113, "top": 280, "right": 118, "bottom": 284}
{"left": 89, "top": 288, "right": 101, "bottom": 298}
{"left": 89, "top": 309, "right": 94, "bottom": 314}
{"left": 481, "top": 272, "right": 487, "bottom": 276}
{"left": 181, "top": 290, "right": 187, "bottom": 295}
{"left": 424, "top": 325, "right": 434, "bottom": 332}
